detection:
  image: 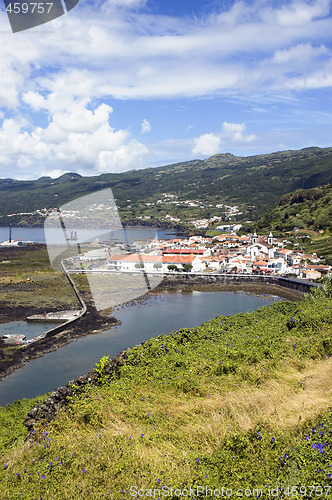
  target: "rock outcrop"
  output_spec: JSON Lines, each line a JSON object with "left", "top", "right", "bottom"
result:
{"left": 24, "top": 355, "right": 124, "bottom": 435}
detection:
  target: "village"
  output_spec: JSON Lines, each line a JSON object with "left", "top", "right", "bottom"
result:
{"left": 73, "top": 231, "right": 331, "bottom": 280}
{"left": 5, "top": 192, "right": 247, "bottom": 231}
{"left": 2, "top": 196, "right": 331, "bottom": 281}
{"left": 133, "top": 192, "right": 245, "bottom": 229}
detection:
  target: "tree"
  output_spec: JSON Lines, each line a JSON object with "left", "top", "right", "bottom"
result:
{"left": 314, "top": 276, "right": 332, "bottom": 298}
{"left": 153, "top": 263, "right": 162, "bottom": 270}
{"left": 183, "top": 264, "right": 193, "bottom": 272}
{"left": 167, "top": 264, "right": 178, "bottom": 272}
{"left": 135, "top": 263, "right": 144, "bottom": 269}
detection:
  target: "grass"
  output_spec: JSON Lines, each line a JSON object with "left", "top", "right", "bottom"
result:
{"left": 306, "top": 231, "right": 332, "bottom": 265}
{"left": 0, "top": 246, "right": 80, "bottom": 313}
{"left": 0, "top": 292, "right": 331, "bottom": 498}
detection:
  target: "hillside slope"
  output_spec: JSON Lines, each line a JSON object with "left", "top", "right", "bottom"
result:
{"left": 0, "top": 293, "right": 332, "bottom": 497}
{"left": 253, "top": 184, "right": 332, "bottom": 264}
{"left": 256, "top": 184, "right": 332, "bottom": 233}
{"left": 1, "top": 146, "right": 332, "bottom": 225}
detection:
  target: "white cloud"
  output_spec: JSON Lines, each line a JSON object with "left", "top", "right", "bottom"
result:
{"left": 97, "top": 141, "right": 148, "bottom": 173}
{"left": 272, "top": 0, "right": 331, "bottom": 26}
{"left": 22, "top": 91, "right": 47, "bottom": 111}
{"left": 221, "top": 122, "right": 256, "bottom": 143}
{"left": 192, "top": 133, "right": 222, "bottom": 156}
{"left": 0, "top": 102, "right": 148, "bottom": 178}
{"left": 141, "top": 118, "right": 151, "bottom": 134}
{"left": 192, "top": 122, "right": 256, "bottom": 157}
{"left": 1, "top": 0, "right": 331, "bottom": 109}
{"left": 288, "top": 59, "right": 332, "bottom": 89}
{"left": 272, "top": 43, "right": 328, "bottom": 65}
{"left": 102, "top": 0, "right": 147, "bottom": 10}
{"left": 0, "top": 0, "right": 331, "bottom": 177}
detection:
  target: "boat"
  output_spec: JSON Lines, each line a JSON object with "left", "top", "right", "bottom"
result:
{"left": 0, "top": 239, "right": 23, "bottom": 246}
{"left": 1, "top": 334, "right": 26, "bottom": 344}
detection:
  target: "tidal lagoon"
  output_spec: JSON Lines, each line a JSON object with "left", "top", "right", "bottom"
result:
{"left": 0, "top": 290, "right": 281, "bottom": 406}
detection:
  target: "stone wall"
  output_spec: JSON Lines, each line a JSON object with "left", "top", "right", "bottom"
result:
{"left": 24, "top": 355, "right": 124, "bottom": 434}
{"left": 160, "top": 273, "right": 318, "bottom": 294}
{"left": 43, "top": 267, "right": 87, "bottom": 338}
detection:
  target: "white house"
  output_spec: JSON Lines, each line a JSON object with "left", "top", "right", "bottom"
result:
{"left": 107, "top": 253, "right": 205, "bottom": 273}
{"left": 288, "top": 253, "right": 305, "bottom": 266}
{"left": 276, "top": 248, "right": 293, "bottom": 261}
{"left": 266, "top": 257, "right": 289, "bottom": 274}
{"left": 300, "top": 269, "right": 321, "bottom": 280}
{"left": 107, "top": 254, "right": 162, "bottom": 272}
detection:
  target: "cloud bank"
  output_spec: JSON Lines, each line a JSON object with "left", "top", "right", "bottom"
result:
{"left": 0, "top": 0, "right": 331, "bottom": 178}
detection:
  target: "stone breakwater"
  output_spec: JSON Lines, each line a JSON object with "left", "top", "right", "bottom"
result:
{"left": 0, "top": 308, "right": 121, "bottom": 382}
{"left": 0, "top": 264, "right": 116, "bottom": 381}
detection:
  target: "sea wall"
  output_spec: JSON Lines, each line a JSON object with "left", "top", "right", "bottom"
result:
{"left": 42, "top": 266, "right": 87, "bottom": 338}
{"left": 159, "top": 273, "right": 317, "bottom": 294}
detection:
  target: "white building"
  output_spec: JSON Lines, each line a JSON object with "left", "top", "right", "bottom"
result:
{"left": 107, "top": 253, "right": 205, "bottom": 273}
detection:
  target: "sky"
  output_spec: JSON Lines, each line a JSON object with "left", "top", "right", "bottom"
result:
{"left": 0, "top": 0, "right": 332, "bottom": 180}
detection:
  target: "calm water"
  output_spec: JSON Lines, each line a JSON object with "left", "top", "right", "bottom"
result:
{"left": 0, "top": 290, "right": 281, "bottom": 406}
{"left": 0, "top": 321, "right": 60, "bottom": 341}
{"left": 0, "top": 226, "right": 176, "bottom": 245}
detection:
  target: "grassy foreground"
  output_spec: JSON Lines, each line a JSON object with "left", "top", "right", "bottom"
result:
{"left": 0, "top": 293, "right": 331, "bottom": 499}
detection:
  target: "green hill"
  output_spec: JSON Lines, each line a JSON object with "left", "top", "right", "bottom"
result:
{"left": 254, "top": 184, "right": 332, "bottom": 264}
{"left": 1, "top": 146, "right": 332, "bottom": 226}
{"left": 256, "top": 184, "right": 332, "bottom": 233}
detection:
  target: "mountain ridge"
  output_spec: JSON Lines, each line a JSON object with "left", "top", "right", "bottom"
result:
{"left": 1, "top": 146, "right": 332, "bottom": 226}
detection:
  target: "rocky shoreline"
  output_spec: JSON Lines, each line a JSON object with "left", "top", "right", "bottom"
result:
{"left": 0, "top": 274, "right": 306, "bottom": 434}
{"left": 154, "top": 280, "right": 304, "bottom": 300}
{"left": 23, "top": 351, "right": 125, "bottom": 435}
{"left": 0, "top": 304, "right": 121, "bottom": 382}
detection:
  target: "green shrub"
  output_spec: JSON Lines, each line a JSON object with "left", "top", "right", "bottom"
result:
{"left": 94, "top": 355, "right": 110, "bottom": 385}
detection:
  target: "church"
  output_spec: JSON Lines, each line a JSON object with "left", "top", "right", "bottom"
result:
{"left": 246, "top": 232, "right": 275, "bottom": 260}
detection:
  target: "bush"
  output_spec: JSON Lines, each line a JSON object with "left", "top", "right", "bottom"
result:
{"left": 94, "top": 356, "right": 110, "bottom": 385}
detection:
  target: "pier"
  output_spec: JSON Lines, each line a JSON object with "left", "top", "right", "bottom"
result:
{"left": 27, "top": 310, "right": 82, "bottom": 323}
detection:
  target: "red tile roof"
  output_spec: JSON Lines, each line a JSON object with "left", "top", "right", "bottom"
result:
{"left": 108, "top": 254, "right": 162, "bottom": 263}
{"left": 162, "top": 249, "right": 205, "bottom": 255}
{"left": 162, "top": 255, "right": 198, "bottom": 264}
{"left": 108, "top": 253, "right": 199, "bottom": 264}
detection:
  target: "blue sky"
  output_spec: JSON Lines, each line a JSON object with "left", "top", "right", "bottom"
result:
{"left": 0, "top": 0, "right": 332, "bottom": 179}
